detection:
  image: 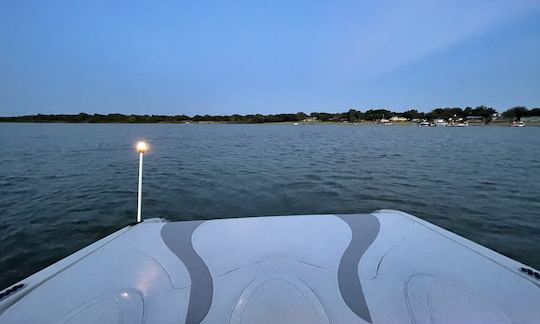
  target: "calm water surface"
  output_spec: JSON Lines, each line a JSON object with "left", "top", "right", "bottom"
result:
{"left": 1, "top": 123, "right": 539, "bottom": 289}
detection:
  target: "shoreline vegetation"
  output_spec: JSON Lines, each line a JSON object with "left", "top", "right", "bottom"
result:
{"left": 1, "top": 106, "right": 539, "bottom": 125}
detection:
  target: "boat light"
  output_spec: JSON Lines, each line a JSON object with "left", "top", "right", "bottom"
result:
{"left": 136, "top": 141, "right": 147, "bottom": 153}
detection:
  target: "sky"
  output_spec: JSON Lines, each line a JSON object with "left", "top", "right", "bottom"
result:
{"left": 1, "top": 0, "right": 539, "bottom": 116}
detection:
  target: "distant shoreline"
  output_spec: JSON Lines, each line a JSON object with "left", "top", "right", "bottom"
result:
{"left": 1, "top": 107, "right": 538, "bottom": 125}
{"left": 1, "top": 121, "right": 539, "bottom": 126}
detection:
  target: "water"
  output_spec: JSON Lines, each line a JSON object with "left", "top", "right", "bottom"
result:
{"left": 1, "top": 123, "right": 539, "bottom": 289}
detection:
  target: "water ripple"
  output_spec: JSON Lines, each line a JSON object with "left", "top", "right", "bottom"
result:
{"left": 0, "top": 123, "right": 539, "bottom": 289}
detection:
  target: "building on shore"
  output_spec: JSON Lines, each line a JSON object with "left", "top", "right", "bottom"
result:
{"left": 465, "top": 115, "right": 484, "bottom": 124}
{"left": 390, "top": 116, "right": 409, "bottom": 122}
{"left": 302, "top": 116, "right": 318, "bottom": 123}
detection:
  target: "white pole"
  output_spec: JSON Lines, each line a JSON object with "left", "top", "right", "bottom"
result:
{"left": 135, "top": 141, "right": 147, "bottom": 223}
{"left": 137, "top": 151, "right": 143, "bottom": 223}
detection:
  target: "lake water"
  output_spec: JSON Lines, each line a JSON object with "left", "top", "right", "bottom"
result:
{"left": 1, "top": 123, "right": 539, "bottom": 289}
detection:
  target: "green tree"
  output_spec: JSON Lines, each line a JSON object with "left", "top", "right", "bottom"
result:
{"left": 502, "top": 106, "right": 528, "bottom": 120}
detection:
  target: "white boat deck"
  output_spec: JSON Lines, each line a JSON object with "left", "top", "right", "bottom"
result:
{"left": 0, "top": 210, "right": 539, "bottom": 323}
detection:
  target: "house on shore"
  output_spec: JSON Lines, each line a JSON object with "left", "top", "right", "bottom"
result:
{"left": 302, "top": 116, "right": 318, "bottom": 123}
{"left": 390, "top": 116, "right": 409, "bottom": 122}
{"left": 465, "top": 116, "right": 485, "bottom": 124}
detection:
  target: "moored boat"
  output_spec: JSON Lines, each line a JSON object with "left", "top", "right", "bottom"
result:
{"left": 433, "top": 118, "right": 448, "bottom": 127}
{"left": 448, "top": 121, "right": 469, "bottom": 127}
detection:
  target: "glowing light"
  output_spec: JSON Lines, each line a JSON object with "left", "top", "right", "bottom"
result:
{"left": 121, "top": 292, "right": 129, "bottom": 298}
{"left": 136, "top": 141, "right": 147, "bottom": 153}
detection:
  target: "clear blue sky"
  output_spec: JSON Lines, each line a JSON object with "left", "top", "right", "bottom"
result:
{"left": 1, "top": 0, "right": 539, "bottom": 116}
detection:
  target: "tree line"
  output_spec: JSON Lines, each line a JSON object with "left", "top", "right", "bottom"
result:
{"left": 1, "top": 106, "right": 538, "bottom": 124}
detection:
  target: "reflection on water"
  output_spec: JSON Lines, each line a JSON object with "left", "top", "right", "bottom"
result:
{"left": 0, "top": 123, "right": 539, "bottom": 288}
